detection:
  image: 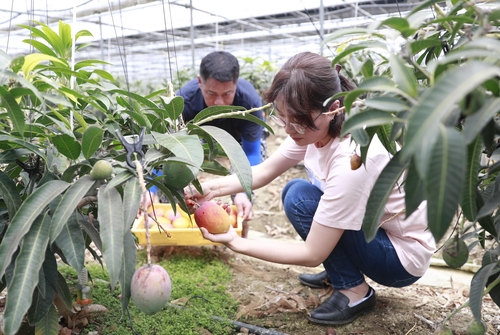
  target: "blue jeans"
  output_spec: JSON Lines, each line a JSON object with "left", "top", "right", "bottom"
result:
{"left": 282, "top": 179, "right": 420, "bottom": 290}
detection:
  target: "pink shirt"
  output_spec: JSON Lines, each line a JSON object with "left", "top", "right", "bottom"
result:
{"left": 278, "top": 135, "right": 436, "bottom": 277}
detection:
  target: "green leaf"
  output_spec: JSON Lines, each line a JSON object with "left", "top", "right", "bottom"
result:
{"left": 0, "top": 180, "right": 69, "bottom": 279}
{"left": 110, "top": 89, "right": 158, "bottom": 109}
{"left": 98, "top": 184, "right": 124, "bottom": 292}
{"left": 153, "top": 132, "right": 204, "bottom": 170}
{"left": 201, "top": 160, "right": 230, "bottom": 176}
{"left": 159, "top": 96, "right": 185, "bottom": 121}
{"left": 61, "top": 162, "right": 91, "bottom": 183}
{"left": 201, "top": 126, "right": 253, "bottom": 199}
{"left": 0, "top": 86, "right": 25, "bottom": 136}
{"left": 52, "top": 134, "right": 81, "bottom": 160}
{"left": 55, "top": 270, "right": 73, "bottom": 311}
{"left": 410, "top": 39, "right": 443, "bottom": 55}
{"left": 357, "top": 76, "right": 401, "bottom": 94}
{"left": 474, "top": 190, "right": 496, "bottom": 237}
{"left": 59, "top": 21, "right": 72, "bottom": 50}
{"left": 4, "top": 212, "right": 51, "bottom": 335}
{"left": 0, "top": 170, "right": 22, "bottom": 219}
{"left": 28, "top": 284, "right": 55, "bottom": 326}
{"left": 82, "top": 125, "right": 104, "bottom": 160}
{"left": 362, "top": 151, "right": 409, "bottom": 242}
{"left": 476, "top": 186, "right": 500, "bottom": 222}
{"left": 40, "top": 23, "right": 65, "bottom": 56}
{"left": 79, "top": 219, "right": 102, "bottom": 252}
{"left": 404, "top": 157, "right": 425, "bottom": 218}
{"left": 55, "top": 213, "right": 85, "bottom": 274}
{"left": 404, "top": 62, "right": 500, "bottom": 175}
{"left": 28, "top": 249, "right": 59, "bottom": 325}
{"left": 191, "top": 105, "right": 274, "bottom": 134}
{"left": 464, "top": 98, "right": 500, "bottom": 145}
{"left": 376, "top": 123, "right": 398, "bottom": 156}
{"left": 106, "top": 170, "right": 135, "bottom": 191}
{"left": 324, "top": 28, "right": 375, "bottom": 44}
{"left": 363, "top": 96, "right": 409, "bottom": 112}
{"left": 460, "top": 136, "right": 482, "bottom": 222}
{"left": 381, "top": 17, "right": 416, "bottom": 38}
{"left": 341, "top": 109, "right": 403, "bottom": 137}
{"left": 50, "top": 175, "right": 95, "bottom": 242}
{"left": 350, "top": 128, "right": 370, "bottom": 146}
{"left": 34, "top": 304, "right": 58, "bottom": 335}
{"left": 75, "top": 29, "right": 93, "bottom": 41}
{"left": 425, "top": 126, "right": 465, "bottom": 242}
{"left": 332, "top": 41, "right": 388, "bottom": 65}
{"left": 439, "top": 48, "right": 500, "bottom": 65}
{"left": 21, "top": 54, "right": 66, "bottom": 79}
{"left": 389, "top": 54, "right": 418, "bottom": 98}
{"left": 119, "top": 230, "right": 137, "bottom": 315}
{"left": 10, "top": 55, "right": 25, "bottom": 73}
{"left": 122, "top": 177, "right": 142, "bottom": 230}
{"left": 469, "top": 263, "right": 499, "bottom": 321}
{"left": 0, "top": 70, "right": 46, "bottom": 109}
{"left": 92, "top": 69, "right": 114, "bottom": 81}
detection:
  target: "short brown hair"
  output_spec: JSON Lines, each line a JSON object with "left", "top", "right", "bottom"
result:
{"left": 263, "top": 52, "right": 355, "bottom": 138}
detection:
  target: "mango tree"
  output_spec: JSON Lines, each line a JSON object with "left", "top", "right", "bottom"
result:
{"left": 326, "top": 0, "right": 500, "bottom": 331}
{"left": 0, "top": 21, "right": 272, "bottom": 335}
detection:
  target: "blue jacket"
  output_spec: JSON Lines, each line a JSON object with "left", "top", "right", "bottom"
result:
{"left": 177, "top": 78, "right": 264, "bottom": 166}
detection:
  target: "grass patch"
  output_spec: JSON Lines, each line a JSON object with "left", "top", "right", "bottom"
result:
{"left": 61, "top": 247, "right": 239, "bottom": 335}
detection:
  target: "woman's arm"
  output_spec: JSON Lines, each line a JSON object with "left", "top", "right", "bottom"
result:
{"left": 201, "top": 221, "right": 344, "bottom": 267}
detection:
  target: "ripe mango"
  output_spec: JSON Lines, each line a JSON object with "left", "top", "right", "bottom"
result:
{"left": 194, "top": 201, "right": 231, "bottom": 234}
{"left": 130, "top": 264, "right": 171, "bottom": 315}
{"left": 350, "top": 154, "right": 362, "bottom": 170}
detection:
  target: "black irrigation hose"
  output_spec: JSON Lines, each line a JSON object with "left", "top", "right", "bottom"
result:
{"left": 211, "top": 315, "right": 291, "bottom": 335}
{"left": 166, "top": 302, "right": 291, "bottom": 335}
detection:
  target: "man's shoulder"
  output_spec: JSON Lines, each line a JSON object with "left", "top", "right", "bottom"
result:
{"left": 176, "top": 78, "right": 199, "bottom": 98}
{"left": 235, "top": 78, "right": 261, "bottom": 107}
{"left": 236, "top": 78, "right": 257, "bottom": 91}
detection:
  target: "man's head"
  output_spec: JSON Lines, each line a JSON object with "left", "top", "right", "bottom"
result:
{"left": 198, "top": 51, "right": 240, "bottom": 106}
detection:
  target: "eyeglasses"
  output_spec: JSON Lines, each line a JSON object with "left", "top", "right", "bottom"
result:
{"left": 269, "top": 106, "right": 323, "bottom": 135}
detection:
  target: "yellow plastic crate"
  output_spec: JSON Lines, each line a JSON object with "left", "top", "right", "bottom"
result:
{"left": 131, "top": 203, "right": 242, "bottom": 246}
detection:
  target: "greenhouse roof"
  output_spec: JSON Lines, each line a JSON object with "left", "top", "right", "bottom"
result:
{"left": 1, "top": 0, "right": 426, "bottom": 85}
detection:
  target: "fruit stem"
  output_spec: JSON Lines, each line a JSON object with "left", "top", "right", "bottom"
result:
{"left": 135, "top": 160, "right": 151, "bottom": 265}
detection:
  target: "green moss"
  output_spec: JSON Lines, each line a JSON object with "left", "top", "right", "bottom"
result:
{"left": 64, "top": 248, "right": 238, "bottom": 335}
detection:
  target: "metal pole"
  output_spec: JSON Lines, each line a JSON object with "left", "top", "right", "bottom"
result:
{"left": 190, "top": 0, "right": 195, "bottom": 70}
{"left": 99, "top": 15, "right": 104, "bottom": 69}
{"left": 320, "top": 0, "right": 324, "bottom": 55}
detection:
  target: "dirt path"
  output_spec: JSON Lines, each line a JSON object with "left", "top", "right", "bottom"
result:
{"left": 215, "top": 129, "right": 500, "bottom": 335}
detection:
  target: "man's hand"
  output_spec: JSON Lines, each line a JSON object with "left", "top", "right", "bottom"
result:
{"left": 233, "top": 193, "right": 253, "bottom": 221}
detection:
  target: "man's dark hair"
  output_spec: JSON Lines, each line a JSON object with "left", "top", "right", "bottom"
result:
{"left": 199, "top": 51, "right": 240, "bottom": 83}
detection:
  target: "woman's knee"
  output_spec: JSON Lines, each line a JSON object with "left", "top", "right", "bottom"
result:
{"left": 281, "top": 178, "right": 307, "bottom": 204}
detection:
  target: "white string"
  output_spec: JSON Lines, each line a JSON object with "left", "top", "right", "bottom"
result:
{"left": 70, "top": 0, "right": 77, "bottom": 131}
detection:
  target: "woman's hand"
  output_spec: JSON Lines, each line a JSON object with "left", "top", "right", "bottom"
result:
{"left": 199, "top": 225, "right": 240, "bottom": 245}
{"left": 183, "top": 182, "right": 220, "bottom": 211}
{"left": 232, "top": 193, "right": 253, "bottom": 221}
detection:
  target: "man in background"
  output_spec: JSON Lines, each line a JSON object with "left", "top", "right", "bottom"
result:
{"left": 177, "top": 50, "right": 267, "bottom": 237}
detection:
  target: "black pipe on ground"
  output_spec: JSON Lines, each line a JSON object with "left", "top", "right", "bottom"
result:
{"left": 212, "top": 315, "right": 291, "bottom": 335}
{"left": 166, "top": 303, "right": 291, "bottom": 335}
